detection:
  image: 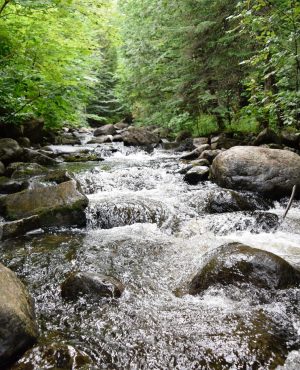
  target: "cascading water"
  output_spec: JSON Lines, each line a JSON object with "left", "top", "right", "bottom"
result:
{"left": 1, "top": 143, "right": 300, "bottom": 369}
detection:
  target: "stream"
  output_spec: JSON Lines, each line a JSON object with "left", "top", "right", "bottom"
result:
{"left": 1, "top": 142, "right": 300, "bottom": 369}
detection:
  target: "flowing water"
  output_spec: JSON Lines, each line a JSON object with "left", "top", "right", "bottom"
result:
{"left": 1, "top": 143, "right": 300, "bottom": 369}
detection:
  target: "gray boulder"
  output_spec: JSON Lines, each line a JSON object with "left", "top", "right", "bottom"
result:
{"left": 0, "top": 263, "right": 38, "bottom": 367}
{"left": 61, "top": 272, "right": 124, "bottom": 300}
{"left": 188, "top": 243, "right": 300, "bottom": 295}
{"left": 0, "top": 138, "right": 23, "bottom": 164}
{"left": 200, "top": 149, "right": 223, "bottom": 163}
{"left": 211, "top": 146, "right": 300, "bottom": 199}
{"left": 94, "top": 124, "right": 116, "bottom": 137}
{"left": 121, "top": 127, "right": 160, "bottom": 146}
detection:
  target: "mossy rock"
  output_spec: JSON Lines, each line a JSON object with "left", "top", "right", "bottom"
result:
{"left": 187, "top": 243, "right": 300, "bottom": 295}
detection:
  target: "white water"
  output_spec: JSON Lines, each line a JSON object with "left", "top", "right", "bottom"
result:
{"left": 1, "top": 144, "right": 300, "bottom": 369}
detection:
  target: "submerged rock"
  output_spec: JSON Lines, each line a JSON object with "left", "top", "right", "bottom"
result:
{"left": 0, "top": 180, "right": 88, "bottom": 227}
{"left": 205, "top": 189, "right": 273, "bottom": 213}
{"left": 187, "top": 243, "right": 300, "bottom": 295}
{"left": 211, "top": 146, "right": 300, "bottom": 199}
{"left": 11, "top": 343, "right": 92, "bottom": 369}
{"left": 0, "top": 263, "right": 38, "bottom": 367}
{"left": 61, "top": 271, "right": 124, "bottom": 300}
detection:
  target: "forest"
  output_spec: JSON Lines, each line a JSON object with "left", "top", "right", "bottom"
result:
{"left": 0, "top": 0, "right": 299, "bottom": 134}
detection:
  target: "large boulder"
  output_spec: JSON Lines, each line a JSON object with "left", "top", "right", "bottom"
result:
{"left": 94, "top": 124, "right": 116, "bottom": 137}
{"left": 0, "top": 138, "right": 23, "bottom": 164}
{"left": 211, "top": 146, "right": 300, "bottom": 199}
{"left": 0, "top": 180, "right": 88, "bottom": 227}
{"left": 187, "top": 243, "right": 300, "bottom": 295}
{"left": 0, "top": 263, "right": 38, "bottom": 367}
{"left": 22, "top": 118, "right": 44, "bottom": 143}
{"left": 121, "top": 127, "right": 160, "bottom": 146}
{"left": 61, "top": 272, "right": 125, "bottom": 300}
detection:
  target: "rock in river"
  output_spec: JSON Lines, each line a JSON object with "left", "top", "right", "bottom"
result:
{"left": 0, "top": 179, "right": 88, "bottom": 227}
{"left": 187, "top": 243, "right": 300, "bottom": 295}
{"left": 211, "top": 146, "right": 300, "bottom": 199}
{"left": 61, "top": 271, "right": 125, "bottom": 300}
{"left": 0, "top": 263, "right": 38, "bottom": 367}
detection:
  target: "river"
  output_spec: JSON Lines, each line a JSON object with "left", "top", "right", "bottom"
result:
{"left": 1, "top": 142, "right": 300, "bottom": 369}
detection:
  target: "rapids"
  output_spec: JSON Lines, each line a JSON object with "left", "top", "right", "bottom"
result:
{"left": 1, "top": 143, "right": 300, "bottom": 369}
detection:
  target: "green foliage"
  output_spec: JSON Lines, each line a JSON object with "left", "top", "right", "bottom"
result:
{"left": 233, "top": 0, "right": 300, "bottom": 128}
{"left": 0, "top": 0, "right": 120, "bottom": 129}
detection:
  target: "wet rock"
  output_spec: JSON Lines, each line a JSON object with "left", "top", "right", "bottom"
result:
{"left": 199, "top": 149, "right": 224, "bottom": 163}
{"left": 11, "top": 343, "right": 92, "bottom": 370}
{"left": 183, "top": 166, "right": 210, "bottom": 185}
{"left": 0, "top": 215, "right": 40, "bottom": 241}
{"left": 94, "top": 124, "right": 116, "bottom": 136}
{"left": 61, "top": 271, "right": 124, "bottom": 300}
{"left": 211, "top": 146, "right": 300, "bottom": 199}
{"left": 188, "top": 243, "right": 300, "bottom": 295}
{"left": 0, "top": 263, "right": 38, "bottom": 367}
{"left": 87, "top": 135, "right": 113, "bottom": 144}
{"left": 205, "top": 189, "right": 273, "bottom": 213}
{"left": 180, "top": 144, "right": 210, "bottom": 160}
{"left": 0, "top": 138, "right": 23, "bottom": 164}
{"left": 254, "top": 127, "right": 281, "bottom": 146}
{"left": 121, "top": 127, "right": 160, "bottom": 146}
{"left": 0, "top": 161, "right": 5, "bottom": 176}
{"left": 10, "top": 163, "right": 49, "bottom": 179}
{"left": 0, "top": 176, "right": 28, "bottom": 194}
{"left": 88, "top": 196, "right": 170, "bottom": 229}
{"left": 0, "top": 180, "right": 88, "bottom": 227}
{"left": 23, "top": 148, "right": 57, "bottom": 166}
